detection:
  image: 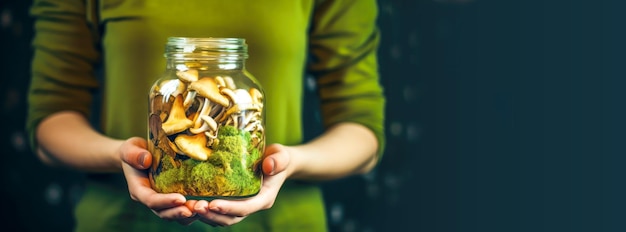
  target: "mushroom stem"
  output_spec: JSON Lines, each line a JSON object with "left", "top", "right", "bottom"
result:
{"left": 193, "top": 98, "right": 211, "bottom": 128}
{"left": 183, "top": 91, "right": 197, "bottom": 109}
{"left": 189, "top": 122, "right": 210, "bottom": 134}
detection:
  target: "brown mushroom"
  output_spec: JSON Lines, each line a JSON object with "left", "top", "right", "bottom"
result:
{"left": 174, "top": 133, "right": 212, "bottom": 161}
{"left": 161, "top": 95, "right": 194, "bottom": 135}
{"left": 189, "top": 77, "right": 229, "bottom": 106}
{"left": 176, "top": 69, "right": 199, "bottom": 82}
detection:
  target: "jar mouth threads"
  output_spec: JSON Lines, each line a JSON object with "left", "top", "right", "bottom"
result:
{"left": 165, "top": 37, "right": 248, "bottom": 61}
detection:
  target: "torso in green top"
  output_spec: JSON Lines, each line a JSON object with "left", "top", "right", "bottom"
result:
{"left": 101, "top": 0, "right": 310, "bottom": 145}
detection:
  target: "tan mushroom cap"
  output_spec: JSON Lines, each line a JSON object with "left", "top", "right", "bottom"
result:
{"left": 174, "top": 133, "right": 212, "bottom": 161}
{"left": 176, "top": 69, "right": 199, "bottom": 82}
{"left": 189, "top": 77, "right": 230, "bottom": 106}
{"left": 161, "top": 95, "right": 194, "bottom": 135}
{"left": 249, "top": 87, "right": 263, "bottom": 105}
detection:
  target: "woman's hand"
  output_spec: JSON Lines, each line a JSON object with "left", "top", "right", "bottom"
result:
{"left": 119, "top": 137, "right": 198, "bottom": 224}
{"left": 191, "top": 143, "right": 293, "bottom": 226}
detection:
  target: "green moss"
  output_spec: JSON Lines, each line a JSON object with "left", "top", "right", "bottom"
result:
{"left": 154, "top": 125, "right": 262, "bottom": 196}
{"left": 218, "top": 125, "right": 239, "bottom": 136}
{"left": 160, "top": 155, "right": 176, "bottom": 170}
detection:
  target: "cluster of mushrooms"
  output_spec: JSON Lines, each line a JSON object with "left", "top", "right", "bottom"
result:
{"left": 149, "top": 69, "right": 265, "bottom": 168}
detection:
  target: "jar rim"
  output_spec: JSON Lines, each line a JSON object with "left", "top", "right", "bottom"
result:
{"left": 165, "top": 37, "right": 248, "bottom": 60}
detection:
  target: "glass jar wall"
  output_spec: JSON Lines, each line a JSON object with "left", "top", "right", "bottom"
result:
{"left": 148, "top": 37, "right": 265, "bottom": 199}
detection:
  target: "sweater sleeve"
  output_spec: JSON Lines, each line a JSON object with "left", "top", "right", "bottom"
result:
{"left": 26, "top": 0, "right": 101, "bottom": 151}
{"left": 307, "top": 0, "right": 386, "bottom": 159}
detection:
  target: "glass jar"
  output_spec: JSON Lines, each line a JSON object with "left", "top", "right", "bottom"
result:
{"left": 148, "top": 37, "right": 265, "bottom": 199}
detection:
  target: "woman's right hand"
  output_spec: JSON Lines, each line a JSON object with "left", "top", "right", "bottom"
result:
{"left": 119, "top": 137, "right": 198, "bottom": 224}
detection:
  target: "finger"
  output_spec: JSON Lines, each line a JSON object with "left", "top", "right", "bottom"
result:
{"left": 121, "top": 163, "right": 186, "bottom": 210}
{"left": 174, "top": 201, "right": 199, "bottom": 225}
{"left": 184, "top": 200, "right": 198, "bottom": 211}
{"left": 208, "top": 174, "right": 284, "bottom": 217}
{"left": 120, "top": 137, "right": 152, "bottom": 169}
{"left": 134, "top": 187, "right": 187, "bottom": 210}
{"left": 262, "top": 144, "right": 290, "bottom": 175}
{"left": 197, "top": 209, "right": 246, "bottom": 227}
{"left": 152, "top": 204, "right": 195, "bottom": 220}
{"left": 192, "top": 200, "right": 209, "bottom": 214}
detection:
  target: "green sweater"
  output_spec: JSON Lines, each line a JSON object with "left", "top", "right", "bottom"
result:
{"left": 27, "top": 0, "right": 385, "bottom": 231}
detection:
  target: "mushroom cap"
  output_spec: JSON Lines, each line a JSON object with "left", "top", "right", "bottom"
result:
{"left": 174, "top": 133, "right": 212, "bottom": 161}
{"left": 249, "top": 87, "right": 263, "bottom": 105}
{"left": 161, "top": 95, "right": 194, "bottom": 135}
{"left": 234, "top": 89, "right": 253, "bottom": 105}
{"left": 214, "top": 76, "right": 226, "bottom": 87}
{"left": 189, "top": 77, "right": 230, "bottom": 106}
{"left": 176, "top": 69, "right": 199, "bottom": 82}
{"left": 223, "top": 76, "right": 236, "bottom": 89}
{"left": 221, "top": 88, "right": 253, "bottom": 105}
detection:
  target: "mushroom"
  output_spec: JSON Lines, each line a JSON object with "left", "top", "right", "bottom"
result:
{"left": 189, "top": 77, "right": 230, "bottom": 107}
{"left": 174, "top": 133, "right": 212, "bottom": 161}
{"left": 161, "top": 95, "right": 194, "bottom": 135}
{"left": 221, "top": 103, "right": 261, "bottom": 122}
{"left": 189, "top": 115, "right": 218, "bottom": 134}
{"left": 219, "top": 88, "right": 258, "bottom": 124}
{"left": 220, "top": 88, "right": 237, "bottom": 104}
{"left": 241, "top": 111, "right": 261, "bottom": 129}
{"left": 249, "top": 123, "right": 265, "bottom": 150}
{"left": 223, "top": 76, "right": 236, "bottom": 89}
{"left": 215, "top": 76, "right": 226, "bottom": 87}
{"left": 191, "top": 98, "right": 211, "bottom": 128}
{"left": 243, "top": 119, "right": 261, "bottom": 132}
{"left": 176, "top": 69, "right": 199, "bottom": 82}
{"left": 183, "top": 91, "right": 197, "bottom": 109}
{"left": 249, "top": 87, "right": 263, "bottom": 108}
{"left": 149, "top": 113, "right": 181, "bottom": 172}
{"left": 159, "top": 79, "right": 186, "bottom": 102}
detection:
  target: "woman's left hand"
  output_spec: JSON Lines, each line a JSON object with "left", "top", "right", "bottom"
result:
{"left": 191, "top": 143, "right": 293, "bottom": 226}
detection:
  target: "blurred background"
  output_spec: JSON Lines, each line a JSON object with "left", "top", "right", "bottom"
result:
{"left": 1, "top": 0, "right": 625, "bottom": 231}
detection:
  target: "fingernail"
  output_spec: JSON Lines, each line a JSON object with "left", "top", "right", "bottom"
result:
{"left": 174, "top": 198, "right": 185, "bottom": 205}
{"left": 181, "top": 211, "right": 193, "bottom": 217}
{"left": 209, "top": 206, "right": 221, "bottom": 213}
{"left": 138, "top": 153, "right": 148, "bottom": 168}
{"left": 195, "top": 205, "right": 208, "bottom": 214}
{"left": 268, "top": 157, "right": 275, "bottom": 175}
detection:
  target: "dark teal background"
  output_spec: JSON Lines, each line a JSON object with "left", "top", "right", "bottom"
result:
{"left": 1, "top": 0, "right": 625, "bottom": 231}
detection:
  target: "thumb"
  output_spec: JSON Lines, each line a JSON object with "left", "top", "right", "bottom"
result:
{"left": 120, "top": 137, "right": 152, "bottom": 170}
{"left": 262, "top": 144, "right": 290, "bottom": 176}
